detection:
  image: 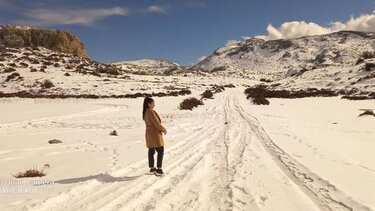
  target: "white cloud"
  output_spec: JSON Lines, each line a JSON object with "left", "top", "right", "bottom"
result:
{"left": 25, "top": 7, "right": 128, "bottom": 26}
{"left": 256, "top": 21, "right": 332, "bottom": 40}
{"left": 148, "top": 5, "right": 167, "bottom": 14}
{"left": 256, "top": 10, "right": 375, "bottom": 40}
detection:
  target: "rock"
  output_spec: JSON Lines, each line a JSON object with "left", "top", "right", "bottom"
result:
{"left": 0, "top": 25, "right": 89, "bottom": 58}
{"left": 3, "top": 35, "right": 24, "bottom": 47}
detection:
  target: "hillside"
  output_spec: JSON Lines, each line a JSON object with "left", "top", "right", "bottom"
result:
{"left": 194, "top": 31, "right": 375, "bottom": 95}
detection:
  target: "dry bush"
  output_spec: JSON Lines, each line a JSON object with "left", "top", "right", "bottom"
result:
{"left": 41, "top": 79, "right": 54, "bottom": 89}
{"left": 30, "top": 59, "right": 40, "bottom": 64}
{"left": 358, "top": 110, "right": 375, "bottom": 117}
{"left": 8, "top": 63, "right": 17, "bottom": 68}
{"left": 260, "top": 78, "right": 273, "bottom": 83}
{"left": 212, "top": 85, "right": 225, "bottom": 93}
{"left": 251, "top": 96, "right": 270, "bottom": 105}
{"left": 98, "top": 66, "right": 119, "bottom": 75}
{"left": 5, "top": 72, "right": 20, "bottom": 81}
{"left": 362, "top": 51, "right": 375, "bottom": 59}
{"left": 365, "top": 63, "right": 375, "bottom": 72}
{"left": 178, "top": 89, "right": 191, "bottom": 95}
{"left": 201, "top": 90, "right": 213, "bottom": 99}
{"left": 223, "top": 84, "right": 236, "bottom": 88}
{"left": 19, "top": 62, "right": 28, "bottom": 68}
{"left": 13, "top": 166, "right": 46, "bottom": 178}
{"left": 244, "top": 85, "right": 337, "bottom": 99}
{"left": 4, "top": 67, "right": 16, "bottom": 73}
{"left": 43, "top": 61, "right": 54, "bottom": 66}
{"left": 48, "top": 139, "right": 63, "bottom": 144}
{"left": 179, "top": 97, "right": 204, "bottom": 110}
{"left": 110, "top": 130, "right": 118, "bottom": 136}
{"left": 91, "top": 71, "right": 100, "bottom": 77}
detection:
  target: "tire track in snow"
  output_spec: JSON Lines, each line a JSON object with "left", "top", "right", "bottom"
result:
{"left": 234, "top": 90, "right": 372, "bottom": 211}
{"left": 22, "top": 96, "right": 226, "bottom": 211}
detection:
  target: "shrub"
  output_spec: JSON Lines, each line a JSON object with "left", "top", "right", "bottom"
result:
{"left": 64, "top": 72, "right": 71, "bottom": 76}
{"left": 30, "top": 59, "right": 40, "bottom": 64}
{"left": 223, "top": 84, "right": 236, "bottom": 88}
{"left": 365, "top": 63, "right": 375, "bottom": 72}
{"left": 41, "top": 79, "right": 54, "bottom": 89}
{"left": 244, "top": 85, "right": 337, "bottom": 99}
{"left": 251, "top": 96, "right": 270, "bottom": 105}
{"left": 110, "top": 130, "right": 118, "bottom": 136}
{"left": 5, "top": 72, "right": 20, "bottom": 81}
{"left": 212, "top": 85, "right": 225, "bottom": 93}
{"left": 179, "top": 97, "right": 203, "bottom": 110}
{"left": 260, "top": 78, "right": 273, "bottom": 83}
{"left": 355, "top": 58, "right": 364, "bottom": 65}
{"left": 98, "top": 67, "right": 119, "bottom": 75}
{"left": 19, "top": 62, "right": 28, "bottom": 68}
{"left": 201, "top": 90, "right": 213, "bottom": 99}
{"left": 13, "top": 166, "right": 46, "bottom": 178}
{"left": 8, "top": 63, "right": 17, "bottom": 67}
{"left": 48, "top": 139, "right": 63, "bottom": 144}
{"left": 43, "top": 61, "right": 53, "bottom": 66}
{"left": 362, "top": 51, "right": 375, "bottom": 59}
{"left": 358, "top": 110, "right": 375, "bottom": 117}
{"left": 4, "top": 67, "right": 16, "bottom": 73}
{"left": 179, "top": 89, "right": 191, "bottom": 95}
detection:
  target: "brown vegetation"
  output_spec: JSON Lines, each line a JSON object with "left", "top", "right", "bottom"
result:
{"left": 179, "top": 97, "right": 204, "bottom": 110}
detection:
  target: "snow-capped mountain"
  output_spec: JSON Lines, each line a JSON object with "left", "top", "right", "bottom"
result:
{"left": 112, "top": 59, "right": 180, "bottom": 75}
{"left": 194, "top": 31, "right": 375, "bottom": 94}
{"left": 0, "top": 47, "right": 206, "bottom": 97}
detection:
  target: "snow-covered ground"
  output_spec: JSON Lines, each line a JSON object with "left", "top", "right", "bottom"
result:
{"left": 0, "top": 87, "right": 374, "bottom": 211}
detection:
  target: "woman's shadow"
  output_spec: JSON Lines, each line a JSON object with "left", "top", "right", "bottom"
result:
{"left": 54, "top": 173, "right": 145, "bottom": 184}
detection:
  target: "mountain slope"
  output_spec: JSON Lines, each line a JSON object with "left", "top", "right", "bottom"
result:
{"left": 194, "top": 31, "right": 375, "bottom": 94}
{"left": 112, "top": 59, "right": 180, "bottom": 75}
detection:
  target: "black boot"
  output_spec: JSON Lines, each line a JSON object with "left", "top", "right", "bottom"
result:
{"left": 155, "top": 168, "right": 164, "bottom": 176}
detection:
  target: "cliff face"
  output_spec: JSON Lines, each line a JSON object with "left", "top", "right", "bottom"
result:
{"left": 0, "top": 25, "right": 89, "bottom": 58}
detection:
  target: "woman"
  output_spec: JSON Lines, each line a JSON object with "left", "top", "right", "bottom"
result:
{"left": 143, "top": 97, "right": 167, "bottom": 176}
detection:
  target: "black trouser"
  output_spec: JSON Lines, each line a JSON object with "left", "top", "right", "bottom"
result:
{"left": 148, "top": 147, "right": 164, "bottom": 168}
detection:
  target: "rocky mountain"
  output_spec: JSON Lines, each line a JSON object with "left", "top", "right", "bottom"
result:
{"left": 0, "top": 46, "right": 199, "bottom": 98}
{"left": 194, "top": 31, "right": 375, "bottom": 94}
{"left": 0, "top": 25, "right": 89, "bottom": 58}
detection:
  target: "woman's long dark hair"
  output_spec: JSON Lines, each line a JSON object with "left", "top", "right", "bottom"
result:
{"left": 143, "top": 97, "right": 154, "bottom": 120}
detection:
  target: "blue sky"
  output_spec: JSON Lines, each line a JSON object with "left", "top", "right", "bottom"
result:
{"left": 0, "top": 0, "right": 375, "bottom": 65}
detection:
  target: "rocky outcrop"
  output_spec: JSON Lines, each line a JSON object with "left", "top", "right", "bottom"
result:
{"left": 0, "top": 25, "right": 89, "bottom": 58}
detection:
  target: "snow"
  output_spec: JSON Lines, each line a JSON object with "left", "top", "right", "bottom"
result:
{"left": 112, "top": 59, "right": 180, "bottom": 75}
{"left": 194, "top": 31, "right": 375, "bottom": 93}
{"left": 0, "top": 87, "right": 373, "bottom": 210}
{"left": 113, "top": 59, "right": 180, "bottom": 67}
{"left": 245, "top": 96, "right": 375, "bottom": 209}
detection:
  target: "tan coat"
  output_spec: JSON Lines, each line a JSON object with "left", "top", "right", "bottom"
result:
{"left": 144, "top": 108, "right": 166, "bottom": 148}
